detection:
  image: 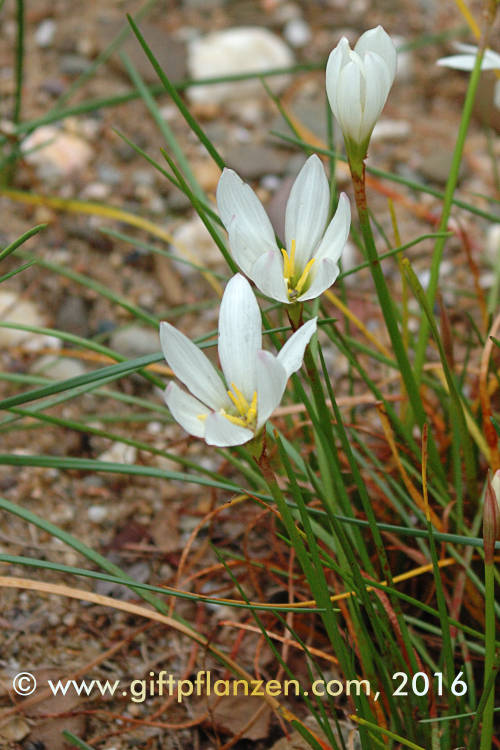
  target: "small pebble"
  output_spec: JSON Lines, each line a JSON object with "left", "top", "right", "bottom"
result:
{"left": 485, "top": 224, "right": 500, "bottom": 265}
{"left": 97, "top": 163, "right": 122, "bottom": 186}
{"left": 0, "top": 291, "right": 60, "bottom": 351}
{"left": 60, "top": 54, "right": 91, "bottom": 76}
{"left": 283, "top": 18, "right": 311, "bottom": 48}
{"left": 88, "top": 505, "right": 108, "bottom": 523}
{"left": 110, "top": 325, "right": 160, "bottom": 358}
{"left": 22, "top": 125, "right": 93, "bottom": 179}
{"left": 31, "top": 356, "right": 87, "bottom": 380}
{"left": 98, "top": 442, "right": 137, "bottom": 465}
{"left": 35, "top": 19, "right": 56, "bottom": 48}
{"left": 371, "top": 119, "right": 411, "bottom": 142}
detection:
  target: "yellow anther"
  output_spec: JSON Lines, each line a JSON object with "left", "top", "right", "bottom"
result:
{"left": 295, "top": 257, "right": 316, "bottom": 295}
{"left": 281, "top": 239, "right": 297, "bottom": 282}
{"left": 281, "top": 239, "right": 314, "bottom": 298}
{"left": 223, "top": 387, "right": 258, "bottom": 430}
{"left": 247, "top": 390, "right": 258, "bottom": 424}
{"left": 281, "top": 247, "right": 291, "bottom": 280}
{"left": 197, "top": 413, "right": 208, "bottom": 421}
{"left": 228, "top": 382, "right": 250, "bottom": 416}
{"left": 224, "top": 412, "right": 249, "bottom": 428}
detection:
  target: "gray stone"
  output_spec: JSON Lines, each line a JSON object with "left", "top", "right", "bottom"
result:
{"left": 56, "top": 295, "right": 89, "bottom": 337}
{"left": 97, "top": 163, "right": 122, "bottom": 186}
{"left": 224, "top": 143, "right": 289, "bottom": 179}
{"left": 419, "top": 150, "right": 467, "bottom": 185}
{"left": 110, "top": 325, "right": 160, "bottom": 358}
{"left": 60, "top": 54, "right": 91, "bottom": 76}
{"left": 100, "top": 22, "right": 187, "bottom": 85}
{"left": 474, "top": 72, "right": 500, "bottom": 132}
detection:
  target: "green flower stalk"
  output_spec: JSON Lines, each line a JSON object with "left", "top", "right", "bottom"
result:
{"left": 480, "top": 470, "right": 500, "bottom": 750}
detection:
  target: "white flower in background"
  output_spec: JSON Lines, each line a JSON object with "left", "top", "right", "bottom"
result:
{"left": 217, "top": 155, "right": 350, "bottom": 304}
{"left": 326, "top": 25, "right": 397, "bottom": 154}
{"left": 437, "top": 43, "right": 500, "bottom": 71}
{"left": 160, "top": 274, "right": 317, "bottom": 447}
{"left": 437, "top": 44, "right": 500, "bottom": 110}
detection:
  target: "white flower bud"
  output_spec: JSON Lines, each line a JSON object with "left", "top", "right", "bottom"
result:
{"left": 326, "top": 26, "right": 397, "bottom": 158}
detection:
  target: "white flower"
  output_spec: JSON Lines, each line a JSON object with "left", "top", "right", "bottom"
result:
{"left": 216, "top": 155, "right": 350, "bottom": 304}
{"left": 437, "top": 44, "right": 500, "bottom": 110}
{"left": 437, "top": 43, "right": 500, "bottom": 71}
{"left": 160, "top": 274, "right": 317, "bottom": 447}
{"left": 326, "top": 25, "right": 397, "bottom": 150}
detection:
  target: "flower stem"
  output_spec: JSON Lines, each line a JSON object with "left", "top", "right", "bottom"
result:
{"left": 479, "top": 559, "right": 496, "bottom": 750}
{"left": 350, "top": 163, "right": 424, "bottom": 427}
{"left": 349, "top": 160, "right": 448, "bottom": 484}
{"left": 413, "top": 10, "right": 495, "bottom": 382}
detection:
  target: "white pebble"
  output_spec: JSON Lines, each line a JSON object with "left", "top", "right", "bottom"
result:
{"left": 88, "top": 505, "right": 108, "bottom": 523}
{"left": 35, "top": 19, "right": 56, "bottom": 48}
{"left": 0, "top": 291, "right": 61, "bottom": 351}
{"left": 22, "top": 125, "right": 93, "bottom": 179}
{"left": 283, "top": 18, "right": 311, "bottom": 48}
{"left": 98, "top": 442, "right": 137, "bottom": 465}
{"left": 187, "top": 27, "right": 294, "bottom": 105}
{"left": 371, "top": 119, "right": 411, "bottom": 142}
{"left": 485, "top": 224, "right": 500, "bottom": 265}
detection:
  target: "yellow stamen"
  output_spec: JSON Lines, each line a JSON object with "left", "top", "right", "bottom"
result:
{"left": 227, "top": 382, "right": 250, "bottom": 415}
{"left": 281, "top": 237, "right": 315, "bottom": 299}
{"left": 224, "top": 412, "right": 250, "bottom": 428}
{"left": 197, "top": 413, "right": 208, "bottom": 421}
{"left": 281, "top": 247, "right": 291, "bottom": 280}
{"left": 295, "top": 257, "right": 316, "bottom": 295}
{"left": 280, "top": 239, "right": 297, "bottom": 282}
{"left": 247, "top": 390, "right": 258, "bottom": 424}
{"left": 223, "top": 387, "right": 258, "bottom": 430}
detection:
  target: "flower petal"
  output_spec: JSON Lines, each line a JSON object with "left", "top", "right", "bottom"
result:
{"left": 204, "top": 411, "right": 253, "bottom": 447}
{"left": 217, "top": 168, "right": 277, "bottom": 271}
{"left": 297, "top": 258, "right": 339, "bottom": 302}
{"left": 326, "top": 37, "right": 351, "bottom": 122}
{"left": 164, "top": 381, "right": 211, "bottom": 439}
{"left": 285, "top": 155, "right": 329, "bottom": 268}
{"left": 438, "top": 44, "right": 500, "bottom": 71}
{"left": 160, "top": 321, "right": 228, "bottom": 409}
{"left": 336, "top": 59, "right": 363, "bottom": 143}
{"left": 436, "top": 54, "right": 477, "bottom": 70}
{"left": 314, "top": 192, "right": 351, "bottom": 264}
{"left": 250, "top": 249, "right": 289, "bottom": 303}
{"left": 277, "top": 318, "right": 317, "bottom": 377}
{"left": 255, "top": 350, "right": 287, "bottom": 428}
{"left": 360, "top": 51, "right": 393, "bottom": 141}
{"left": 218, "top": 274, "right": 261, "bottom": 399}
{"left": 355, "top": 26, "right": 397, "bottom": 82}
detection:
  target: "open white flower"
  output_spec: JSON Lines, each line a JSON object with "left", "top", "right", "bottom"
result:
{"left": 160, "top": 274, "right": 317, "bottom": 447}
{"left": 326, "top": 26, "right": 397, "bottom": 153}
{"left": 437, "top": 43, "right": 500, "bottom": 71}
{"left": 216, "top": 155, "right": 350, "bottom": 304}
{"left": 437, "top": 44, "right": 500, "bottom": 110}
